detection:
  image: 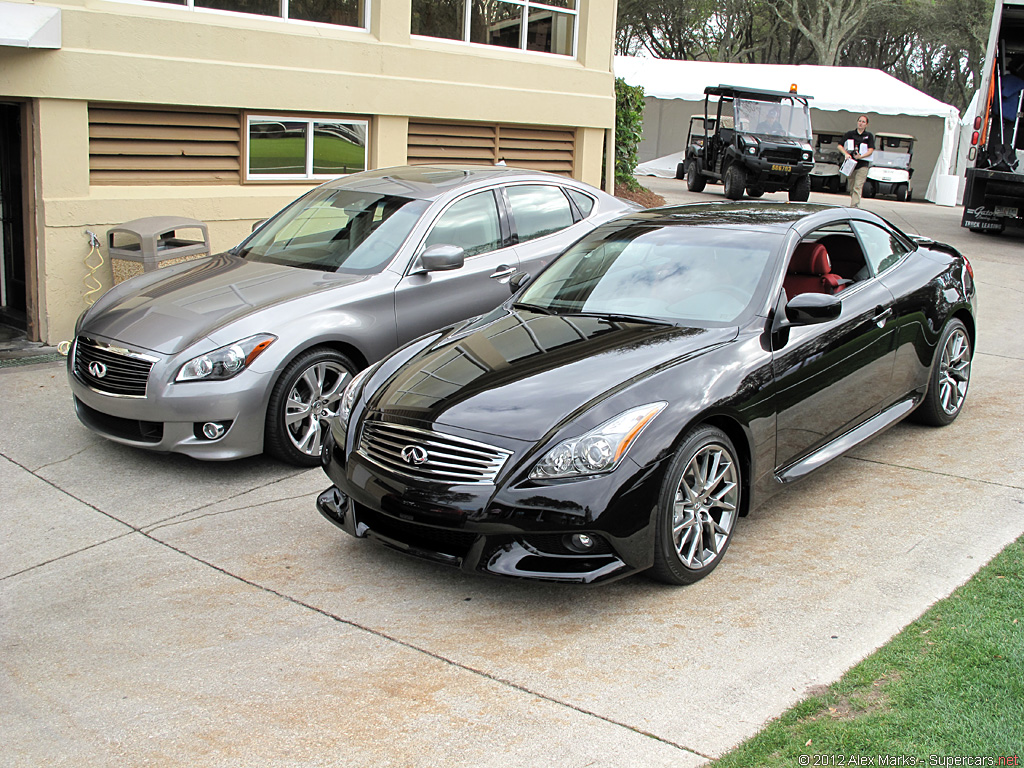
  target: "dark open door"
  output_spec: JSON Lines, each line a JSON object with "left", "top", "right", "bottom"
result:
{"left": 1, "top": 102, "right": 28, "bottom": 333}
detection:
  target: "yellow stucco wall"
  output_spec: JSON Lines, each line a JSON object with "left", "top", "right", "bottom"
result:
{"left": 0, "top": 0, "right": 618, "bottom": 343}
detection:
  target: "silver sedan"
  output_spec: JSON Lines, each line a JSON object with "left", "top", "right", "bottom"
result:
{"left": 67, "top": 165, "right": 638, "bottom": 465}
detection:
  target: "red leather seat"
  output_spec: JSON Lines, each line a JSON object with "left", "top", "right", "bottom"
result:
{"left": 783, "top": 242, "right": 844, "bottom": 297}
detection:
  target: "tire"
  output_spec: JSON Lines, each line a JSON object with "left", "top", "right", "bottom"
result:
{"left": 746, "top": 186, "right": 765, "bottom": 198}
{"left": 911, "top": 319, "right": 972, "bottom": 427}
{"left": 788, "top": 175, "right": 811, "bottom": 202}
{"left": 265, "top": 347, "right": 357, "bottom": 466}
{"left": 863, "top": 180, "right": 876, "bottom": 198}
{"left": 895, "top": 183, "right": 908, "bottom": 202}
{"left": 829, "top": 176, "right": 842, "bottom": 194}
{"left": 722, "top": 164, "right": 746, "bottom": 200}
{"left": 675, "top": 162, "right": 686, "bottom": 180}
{"left": 686, "top": 159, "right": 707, "bottom": 192}
{"left": 650, "top": 425, "right": 742, "bottom": 585}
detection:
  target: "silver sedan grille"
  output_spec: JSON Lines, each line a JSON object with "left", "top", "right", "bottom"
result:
{"left": 358, "top": 420, "right": 512, "bottom": 485}
{"left": 73, "top": 336, "right": 157, "bottom": 397}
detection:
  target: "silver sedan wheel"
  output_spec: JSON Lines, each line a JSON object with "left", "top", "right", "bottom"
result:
{"left": 284, "top": 361, "right": 350, "bottom": 457}
{"left": 938, "top": 328, "right": 971, "bottom": 416}
{"left": 672, "top": 443, "right": 740, "bottom": 571}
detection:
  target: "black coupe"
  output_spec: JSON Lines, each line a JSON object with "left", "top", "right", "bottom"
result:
{"left": 317, "top": 202, "right": 976, "bottom": 585}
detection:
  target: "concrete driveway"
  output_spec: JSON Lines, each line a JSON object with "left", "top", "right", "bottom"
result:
{"left": 3, "top": 181, "right": 1023, "bottom": 767}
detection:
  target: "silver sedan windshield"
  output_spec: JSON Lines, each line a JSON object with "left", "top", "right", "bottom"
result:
{"left": 519, "top": 226, "right": 782, "bottom": 325}
{"left": 239, "top": 189, "right": 430, "bottom": 274}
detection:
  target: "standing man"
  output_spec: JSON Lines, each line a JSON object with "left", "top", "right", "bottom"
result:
{"left": 841, "top": 115, "right": 875, "bottom": 207}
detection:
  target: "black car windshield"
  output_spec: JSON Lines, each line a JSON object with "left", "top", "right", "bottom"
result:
{"left": 238, "top": 188, "right": 429, "bottom": 273}
{"left": 518, "top": 223, "right": 782, "bottom": 326}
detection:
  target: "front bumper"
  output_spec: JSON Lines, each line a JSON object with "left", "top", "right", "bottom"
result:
{"left": 318, "top": 425, "right": 667, "bottom": 584}
{"left": 67, "top": 335, "right": 273, "bottom": 460}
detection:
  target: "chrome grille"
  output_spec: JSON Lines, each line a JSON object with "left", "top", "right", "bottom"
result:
{"left": 358, "top": 420, "right": 512, "bottom": 485}
{"left": 73, "top": 337, "right": 157, "bottom": 397}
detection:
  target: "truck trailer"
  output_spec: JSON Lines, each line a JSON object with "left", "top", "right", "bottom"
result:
{"left": 962, "top": 0, "right": 1024, "bottom": 234}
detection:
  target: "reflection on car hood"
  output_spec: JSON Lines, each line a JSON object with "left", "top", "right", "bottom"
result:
{"left": 80, "top": 254, "right": 366, "bottom": 354}
{"left": 368, "top": 308, "right": 737, "bottom": 441}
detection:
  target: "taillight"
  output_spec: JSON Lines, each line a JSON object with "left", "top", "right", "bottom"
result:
{"left": 974, "top": 116, "right": 983, "bottom": 130}
{"left": 964, "top": 256, "right": 974, "bottom": 280}
{"left": 971, "top": 131, "right": 980, "bottom": 146}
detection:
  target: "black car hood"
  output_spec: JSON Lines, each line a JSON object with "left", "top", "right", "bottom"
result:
{"left": 367, "top": 308, "right": 737, "bottom": 441}
{"left": 79, "top": 254, "right": 366, "bottom": 354}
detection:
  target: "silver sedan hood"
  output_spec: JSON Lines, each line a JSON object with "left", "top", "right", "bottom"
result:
{"left": 79, "top": 254, "right": 366, "bottom": 354}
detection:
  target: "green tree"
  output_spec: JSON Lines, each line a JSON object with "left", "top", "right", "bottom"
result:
{"left": 614, "top": 77, "right": 646, "bottom": 190}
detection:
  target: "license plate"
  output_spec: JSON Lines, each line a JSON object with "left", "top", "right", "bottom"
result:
{"left": 771, "top": 164, "right": 792, "bottom": 172}
{"left": 995, "top": 206, "right": 1019, "bottom": 217}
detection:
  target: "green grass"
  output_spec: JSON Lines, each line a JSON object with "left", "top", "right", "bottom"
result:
{"left": 713, "top": 536, "right": 1024, "bottom": 765}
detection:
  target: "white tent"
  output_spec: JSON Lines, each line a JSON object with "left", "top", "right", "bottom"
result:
{"left": 615, "top": 56, "right": 961, "bottom": 203}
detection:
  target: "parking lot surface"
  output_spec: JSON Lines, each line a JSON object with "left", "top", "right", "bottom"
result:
{"left": 3, "top": 180, "right": 1023, "bottom": 767}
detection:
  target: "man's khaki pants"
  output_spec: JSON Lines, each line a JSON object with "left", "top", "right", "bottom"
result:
{"left": 849, "top": 165, "right": 869, "bottom": 207}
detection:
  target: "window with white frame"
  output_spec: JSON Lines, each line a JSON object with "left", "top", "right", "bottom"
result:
{"left": 412, "top": 0, "right": 577, "bottom": 56}
{"left": 246, "top": 117, "right": 368, "bottom": 180}
{"left": 144, "top": 0, "right": 366, "bottom": 29}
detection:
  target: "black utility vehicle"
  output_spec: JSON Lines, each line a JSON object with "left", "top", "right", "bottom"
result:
{"left": 678, "top": 85, "right": 815, "bottom": 201}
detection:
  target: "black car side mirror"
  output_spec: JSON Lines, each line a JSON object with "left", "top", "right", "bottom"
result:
{"left": 509, "top": 271, "right": 531, "bottom": 294}
{"left": 785, "top": 292, "right": 842, "bottom": 325}
{"left": 419, "top": 244, "right": 465, "bottom": 273}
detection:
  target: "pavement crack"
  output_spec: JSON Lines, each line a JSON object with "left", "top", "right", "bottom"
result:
{"left": 848, "top": 454, "right": 1024, "bottom": 491}
{"left": 143, "top": 489, "right": 320, "bottom": 533}
{"left": 142, "top": 532, "right": 713, "bottom": 762}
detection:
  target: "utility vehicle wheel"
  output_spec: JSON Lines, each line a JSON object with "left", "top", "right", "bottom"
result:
{"left": 863, "top": 180, "right": 876, "bottom": 198}
{"left": 675, "top": 162, "right": 686, "bottom": 180}
{"left": 265, "top": 347, "right": 356, "bottom": 466}
{"left": 895, "top": 183, "right": 908, "bottom": 202}
{"left": 746, "top": 186, "right": 765, "bottom": 198}
{"left": 788, "top": 175, "right": 811, "bottom": 202}
{"left": 686, "top": 159, "right": 707, "bottom": 192}
{"left": 722, "top": 164, "right": 746, "bottom": 200}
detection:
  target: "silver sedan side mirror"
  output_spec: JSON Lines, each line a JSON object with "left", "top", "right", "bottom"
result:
{"left": 419, "top": 244, "right": 465, "bottom": 273}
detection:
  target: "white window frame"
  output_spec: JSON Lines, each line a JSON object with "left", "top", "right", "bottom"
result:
{"left": 245, "top": 115, "right": 369, "bottom": 182}
{"left": 413, "top": 0, "right": 579, "bottom": 58}
{"left": 110, "top": 0, "right": 370, "bottom": 31}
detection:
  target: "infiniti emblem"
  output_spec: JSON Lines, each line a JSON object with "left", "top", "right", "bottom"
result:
{"left": 88, "top": 361, "right": 108, "bottom": 378}
{"left": 400, "top": 444, "right": 429, "bottom": 466}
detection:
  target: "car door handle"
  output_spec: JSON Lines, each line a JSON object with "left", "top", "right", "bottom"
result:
{"left": 873, "top": 307, "right": 894, "bottom": 328}
{"left": 489, "top": 266, "right": 517, "bottom": 281}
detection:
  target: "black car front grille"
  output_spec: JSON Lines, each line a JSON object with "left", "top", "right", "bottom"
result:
{"left": 74, "top": 336, "right": 156, "bottom": 397}
{"left": 74, "top": 397, "right": 163, "bottom": 443}
{"left": 358, "top": 419, "right": 512, "bottom": 485}
{"left": 354, "top": 502, "right": 478, "bottom": 559}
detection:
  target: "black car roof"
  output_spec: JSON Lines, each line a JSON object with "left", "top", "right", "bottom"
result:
{"left": 620, "top": 201, "right": 837, "bottom": 232}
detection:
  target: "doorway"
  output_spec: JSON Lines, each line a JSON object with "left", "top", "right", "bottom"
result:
{"left": 1, "top": 102, "right": 28, "bottom": 338}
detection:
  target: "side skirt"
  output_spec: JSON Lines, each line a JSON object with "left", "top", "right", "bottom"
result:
{"left": 775, "top": 396, "right": 919, "bottom": 484}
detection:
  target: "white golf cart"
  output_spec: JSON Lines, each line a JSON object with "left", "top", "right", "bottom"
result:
{"left": 862, "top": 133, "right": 915, "bottom": 201}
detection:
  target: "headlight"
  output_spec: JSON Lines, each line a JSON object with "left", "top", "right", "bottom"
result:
{"left": 175, "top": 334, "right": 276, "bottom": 382}
{"left": 340, "top": 365, "right": 374, "bottom": 423}
{"left": 802, "top": 152, "right": 812, "bottom": 161}
{"left": 747, "top": 146, "right": 757, "bottom": 155}
{"left": 529, "top": 402, "right": 667, "bottom": 480}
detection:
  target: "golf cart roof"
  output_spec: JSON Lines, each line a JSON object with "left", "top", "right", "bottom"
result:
{"left": 704, "top": 84, "right": 813, "bottom": 101}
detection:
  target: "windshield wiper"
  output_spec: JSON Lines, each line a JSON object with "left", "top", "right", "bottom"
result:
{"left": 512, "top": 302, "right": 555, "bottom": 315}
{"left": 566, "top": 311, "right": 677, "bottom": 327}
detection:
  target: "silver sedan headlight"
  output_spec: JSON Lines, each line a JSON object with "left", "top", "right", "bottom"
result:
{"left": 175, "top": 334, "right": 277, "bottom": 382}
{"left": 530, "top": 402, "right": 667, "bottom": 480}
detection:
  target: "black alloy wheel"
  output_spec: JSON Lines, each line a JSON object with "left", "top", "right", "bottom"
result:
{"left": 650, "top": 425, "right": 742, "bottom": 585}
{"left": 912, "top": 318, "right": 972, "bottom": 427}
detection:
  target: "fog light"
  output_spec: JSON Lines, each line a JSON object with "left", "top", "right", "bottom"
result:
{"left": 202, "top": 422, "right": 226, "bottom": 440}
{"left": 564, "top": 533, "right": 595, "bottom": 553}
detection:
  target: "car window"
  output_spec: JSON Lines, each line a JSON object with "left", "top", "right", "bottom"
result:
{"left": 519, "top": 224, "right": 781, "bottom": 326}
{"left": 566, "top": 188, "right": 596, "bottom": 217}
{"left": 423, "top": 190, "right": 503, "bottom": 258}
{"left": 238, "top": 188, "right": 427, "bottom": 274}
{"left": 851, "top": 221, "right": 911, "bottom": 275}
{"left": 507, "top": 185, "right": 575, "bottom": 243}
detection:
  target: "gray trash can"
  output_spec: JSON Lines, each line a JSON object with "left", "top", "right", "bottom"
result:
{"left": 108, "top": 216, "right": 211, "bottom": 285}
